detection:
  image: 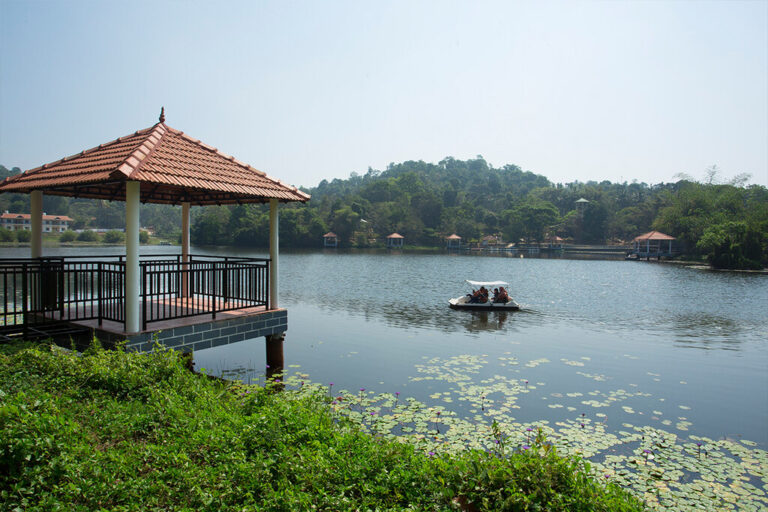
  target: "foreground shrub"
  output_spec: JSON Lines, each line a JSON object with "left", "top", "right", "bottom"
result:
{"left": 0, "top": 343, "right": 645, "bottom": 511}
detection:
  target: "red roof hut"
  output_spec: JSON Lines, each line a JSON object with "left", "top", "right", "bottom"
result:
{"left": 386, "top": 232, "right": 404, "bottom": 248}
{"left": 630, "top": 231, "right": 676, "bottom": 260}
{"left": 323, "top": 231, "right": 339, "bottom": 248}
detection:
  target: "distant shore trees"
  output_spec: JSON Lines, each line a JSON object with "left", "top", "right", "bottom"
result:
{"left": 2, "top": 161, "right": 765, "bottom": 269}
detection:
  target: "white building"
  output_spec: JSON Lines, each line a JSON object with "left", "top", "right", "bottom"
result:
{"left": 1, "top": 211, "right": 73, "bottom": 232}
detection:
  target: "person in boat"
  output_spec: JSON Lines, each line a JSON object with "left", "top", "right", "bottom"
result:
{"left": 478, "top": 286, "right": 489, "bottom": 303}
{"left": 467, "top": 289, "right": 481, "bottom": 303}
{"left": 495, "top": 286, "right": 509, "bottom": 303}
{"left": 492, "top": 288, "right": 500, "bottom": 302}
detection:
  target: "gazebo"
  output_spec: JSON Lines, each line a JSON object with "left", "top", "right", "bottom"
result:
{"left": 629, "top": 231, "right": 676, "bottom": 260}
{"left": 546, "top": 235, "right": 564, "bottom": 249}
{"left": 322, "top": 231, "right": 338, "bottom": 248}
{"left": 0, "top": 109, "right": 309, "bottom": 367}
{"left": 445, "top": 233, "right": 462, "bottom": 249}
{"left": 386, "top": 232, "right": 404, "bottom": 248}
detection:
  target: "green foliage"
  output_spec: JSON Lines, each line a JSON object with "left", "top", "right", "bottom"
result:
{"left": 58, "top": 230, "right": 76, "bottom": 242}
{"left": 103, "top": 230, "right": 125, "bottom": 243}
{"left": 654, "top": 182, "right": 768, "bottom": 267}
{"left": 502, "top": 198, "right": 560, "bottom": 242}
{"left": 75, "top": 230, "right": 99, "bottom": 242}
{"left": 3, "top": 160, "right": 765, "bottom": 267}
{"left": 15, "top": 229, "right": 31, "bottom": 243}
{"left": 0, "top": 343, "right": 644, "bottom": 511}
{"left": 139, "top": 230, "right": 150, "bottom": 244}
{"left": 0, "top": 227, "right": 15, "bottom": 242}
{"left": 697, "top": 221, "right": 765, "bottom": 270}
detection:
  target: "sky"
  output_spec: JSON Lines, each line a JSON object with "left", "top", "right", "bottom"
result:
{"left": 1, "top": 0, "right": 766, "bottom": 189}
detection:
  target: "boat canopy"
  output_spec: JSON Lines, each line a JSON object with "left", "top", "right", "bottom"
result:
{"left": 466, "top": 280, "right": 509, "bottom": 288}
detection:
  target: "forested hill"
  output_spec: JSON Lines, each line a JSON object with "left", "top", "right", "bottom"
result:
{"left": 2, "top": 159, "right": 767, "bottom": 269}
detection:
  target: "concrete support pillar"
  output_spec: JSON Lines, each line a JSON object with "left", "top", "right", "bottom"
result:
{"left": 269, "top": 199, "right": 279, "bottom": 309}
{"left": 30, "top": 191, "right": 43, "bottom": 258}
{"left": 265, "top": 332, "right": 285, "bottom": 383}
{"left": 181, "top": 202, "right": 190, "bottom": 297}
{"left": 125, "top": 181, "right": 141, "bottom": 333}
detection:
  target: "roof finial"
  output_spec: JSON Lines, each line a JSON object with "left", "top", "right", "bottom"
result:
{"left": 159, "top": 107, "right": 165, "bottom": 123}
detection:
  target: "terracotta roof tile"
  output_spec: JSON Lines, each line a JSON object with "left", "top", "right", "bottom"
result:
{"left": 633, "top": 231, "right": 675, "bottom": 242}
{"left": 0, "top": 121, "right": 310, "bottom": 205}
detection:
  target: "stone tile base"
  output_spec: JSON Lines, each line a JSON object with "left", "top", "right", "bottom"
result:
{"left": 93, "top": 310, "right": 288, "bottom": 353}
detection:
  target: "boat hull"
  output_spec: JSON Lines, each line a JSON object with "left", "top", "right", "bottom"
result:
{"left": 449, "top": 297, "right": 520, "bottom": 311}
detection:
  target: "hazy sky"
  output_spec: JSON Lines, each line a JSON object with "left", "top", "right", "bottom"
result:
{"left": 1, "top": 0, "right": 766, "bottom": 189}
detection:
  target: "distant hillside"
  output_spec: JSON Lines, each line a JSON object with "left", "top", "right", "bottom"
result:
{"left": 3, "top": 159, "right": 766, "bottom": 269}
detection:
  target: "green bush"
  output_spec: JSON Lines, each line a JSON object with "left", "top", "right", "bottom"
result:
{"left": 58, "top": 230, "right": 76, "bottom": 242}
{"left": 0, "top": 343, "right": 645, "bottom": 512}
{"left": 15, "top": 229, "right": 31, "bottom": 242}
{"left": 0, "top": 228, "right": 15, "bottom": 242}
{"left": 75, "top": 230, "right": 99, "bottom": 242}
{"left": 139, "top": 230, "right": 150, "bottom": 244}
{"left": 103, "top": 230, "right": 125, "bottom": 243}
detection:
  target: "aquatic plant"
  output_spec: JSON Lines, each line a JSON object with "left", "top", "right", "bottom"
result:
{"left": 276, "top": 353, "right": 768, "bottom": 511}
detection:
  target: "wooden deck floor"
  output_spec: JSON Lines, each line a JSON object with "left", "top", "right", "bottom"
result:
{"left": 45, "top": 297, "right": 270, "bottom": 335}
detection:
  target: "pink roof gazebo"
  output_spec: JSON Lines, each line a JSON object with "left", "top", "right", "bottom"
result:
{"left": 386, "top": 232, "right": 404, "bottom": 247}
{"left": 630, "top": 231, "right": 676, "bottom": 260}
{"left": 323, "top": 232, "right": 338, "bottom": 247}
{"left": 445, "top": 233, "right": 462, "bottom": 249}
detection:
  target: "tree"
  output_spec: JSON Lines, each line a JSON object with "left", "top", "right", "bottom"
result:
{"left": 502, "top": 199, "right": 560, "bottom": 242}
{"left": 697, "top": 221, "right": 765, "bottom": 270}
{"left": 192, "top": 207, "right": 232, "bottom": 246}
{"left": 330, "top": 206, "right": 360, "bottom": 243}
{"left": 580, "top": 201, "right": 609, "bottom": 243}
{"left": 104, "top": 230, "right": 125, "bottom": 243}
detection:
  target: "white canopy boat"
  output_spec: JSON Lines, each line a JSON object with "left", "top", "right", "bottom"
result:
{"left": 449, "top": 280, "right": 520, "bottom": 311}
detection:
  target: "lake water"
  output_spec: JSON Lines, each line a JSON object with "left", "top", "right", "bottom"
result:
{"left": 194, "top": 249, "right": 768, "bottom": 442}
{"left": 5, "top": 246, "right": 768, "bottom": 508}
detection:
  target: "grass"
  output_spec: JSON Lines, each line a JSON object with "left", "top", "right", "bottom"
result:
{"left": 0, "top": 341, "right": 646, "bottom": 511}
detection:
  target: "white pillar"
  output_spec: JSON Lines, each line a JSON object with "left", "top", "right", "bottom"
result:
{"left": 30, "top": 190, "right": 43, "bottom": 258}
{"left": 269, "top": 199, "right": 279, "bottom": 309}
{"left": 125, "top": 181, "right": 141, "bottom": 333}
{"left": 181, "top": 202, "right": 190, "bottom": 297}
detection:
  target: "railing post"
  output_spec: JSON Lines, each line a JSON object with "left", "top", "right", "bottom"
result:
{"left": 265, "top": 260, "right": 270, "bottom": 310}
{"left": 97, "top": 262, "right": 103, "bottom": 326}
{"left": 223, "top": 257, "right": 229, "bottom": 304}
{"left": 142, "top": 264, "right": 148, "bottom": 331}
{"left": 58, "top": 260, "right": 65, "bottom": 320}
{"left": 211, "top": 261, "right": 217, "bottom": 320}
{"left": 21, "top": 263, "right": 28, "bottom": 339}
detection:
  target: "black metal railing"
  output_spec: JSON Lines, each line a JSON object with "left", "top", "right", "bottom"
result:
{"left": 140, "top": 255, "right": 269, "bottom": 330}
{"left": 0, "top": 254, "right": 269, "bottom": 335}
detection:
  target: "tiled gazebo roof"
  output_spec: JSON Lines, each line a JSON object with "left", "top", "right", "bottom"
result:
{"left": 0, "top": 114, "right": 310, "bottom": 206}
{"left": 633, "top": 231, "right": 675, "bottom": 242}
{"left": 386, "top": 232, "right": 404, "bottom": 239}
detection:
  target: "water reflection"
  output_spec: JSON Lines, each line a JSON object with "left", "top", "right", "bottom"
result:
{"left": 671, "top": 313, "right": 744, "bottom": 350}
{"left": 461, "top": 311, "right": 513, "bottom": 332}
